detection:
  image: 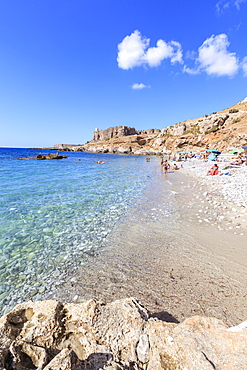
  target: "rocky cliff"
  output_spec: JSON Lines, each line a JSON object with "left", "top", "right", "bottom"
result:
{"left": 55, "top": 99, "right": 247, "bottom": 155}
{"left": 92, "top": 126, "right": 138, "bottom": 142}
{"left": 0, "top": 298, "right": 246, "bottom": 369}
{"left": 92, "top": 126, "right": 161, "bottom": 143}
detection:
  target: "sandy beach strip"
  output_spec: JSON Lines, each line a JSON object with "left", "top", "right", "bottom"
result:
{"left": 50, "top": 161, "right": 247, "bottom": 326}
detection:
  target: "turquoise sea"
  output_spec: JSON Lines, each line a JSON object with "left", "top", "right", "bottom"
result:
{"left": 0, "top": 148, "right": 159, "bottom": 315}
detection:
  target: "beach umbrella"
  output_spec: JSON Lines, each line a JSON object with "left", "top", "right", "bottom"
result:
{"left": 230, "top": 149, "right": 244, "bottom": 154}
{"left": 206, "top": 149, "right": 221, "bottom": 154}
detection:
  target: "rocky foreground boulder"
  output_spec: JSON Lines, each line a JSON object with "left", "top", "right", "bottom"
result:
{"left": 0, "top": 298, "right": 246, "bottom": 369}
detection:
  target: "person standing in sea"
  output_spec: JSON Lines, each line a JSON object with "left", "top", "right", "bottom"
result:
{"left": 163, "top": 160, "right": 170, "bottom": 174}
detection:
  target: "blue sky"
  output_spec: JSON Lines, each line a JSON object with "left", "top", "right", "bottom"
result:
{"left": 1, "top": 0, "right": 247, "bottom": 147}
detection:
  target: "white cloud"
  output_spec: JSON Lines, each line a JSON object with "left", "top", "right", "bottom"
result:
{"left": 117, "top": 30, "right": 183, "bottom": 70}
{"left": 118, "top": 31, "right": 246, "bottom": 78}
{"left": 170, "top": 41, "right": 183, "bottom": 64}
{"left": 242, "top": 57, "right": 247, "bottom": 76}
{"left": 198, "top": 34, "right": 239, "bottom": 77}
{"left": 216, "top": 0, "right": 230, "bottom": 14}
{"left": 184, "top": 34, "right": 239, "bottom": 77}
{"left": 144, "top": 40, "right": 173, "bottom": 67}
{"left": 183, "top": 65, "right": 200, "bottom": 75}
{"left": 216, "top": 0, "right": 246, "bottom": 13}
{"left": 117, "top": 30, "right": 149, "bottom": 70}
{"left": 234, "top": 0, "right": 247, "bottom": 10}
{"left": 131, "top": 83, "right": 150, "bottom": 90}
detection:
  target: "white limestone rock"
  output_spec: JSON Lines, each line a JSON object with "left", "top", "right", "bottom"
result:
{"left": 0, "top": 298, "right": 247, "bottom": 369}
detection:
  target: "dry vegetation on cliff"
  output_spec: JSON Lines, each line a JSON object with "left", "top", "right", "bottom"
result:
{"left": 54, "top": 99, "right": 247, "bottom": 155}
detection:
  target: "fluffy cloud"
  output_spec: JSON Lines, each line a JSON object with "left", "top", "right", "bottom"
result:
{"left": 184, "top": 34, "right": 239, "bottom": 77}
{"left": 117, "top": 30, "right": 183, "bottom": 70}
{"left": 144, "top": 40, "right": 183, "bottom": 67}
{"left": 117, "top": 30, "right": 149, "bottom": 70}
{"left": 131, "top": 83, "right": 150, "bottom": 90}
{"left": 144, "top": 40, "right": 173, "bottom": 67}
{"left": 198, "top": 34, "right": 239, "bottom": 77}
{"left": 117, "top": 31, "right": 246, "bottom": 78}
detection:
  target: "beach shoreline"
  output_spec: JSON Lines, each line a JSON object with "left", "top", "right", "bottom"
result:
{"left": 2, "top": 150, "right": 246, "bottom": 325}
{"left": 50, "top": 160, "right": 247, "bottom": 326}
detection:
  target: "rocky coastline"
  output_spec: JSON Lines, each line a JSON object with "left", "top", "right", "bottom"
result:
{"left": 0, "top": 297, "right": 247, "bottom": 369}
{"left": 51, "top": 99, "right": 247, "bottom": 156}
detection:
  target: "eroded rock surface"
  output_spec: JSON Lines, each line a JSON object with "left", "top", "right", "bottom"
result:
{"left": 0, "top": 298, "right": 246, "bottom": 369}
{"left": 36, "top": 153, "right": 68, "bottom": 160}
{"left": 52, "top": 100, "right": 247, "bottom": 155}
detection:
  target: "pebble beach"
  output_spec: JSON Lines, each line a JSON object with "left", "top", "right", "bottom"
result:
{"left": 180, "top": 158, "right": 247, "bottom": 234}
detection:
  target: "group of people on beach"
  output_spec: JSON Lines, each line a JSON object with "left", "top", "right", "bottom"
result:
{"left": 228, "top": 153, "right": 247, "bottom": 166}
{"left": 160, "top": 148, "right": 247, "bottom": 178}
{"left": 210, "top": 153, "right": 247, "bottom": 175}
{"left": 160, "top": 157, "right": 179, "bottom": 173}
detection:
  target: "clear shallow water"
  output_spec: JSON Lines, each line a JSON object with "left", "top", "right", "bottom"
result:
{"left": 0, "top": 148, "right": 158, "bottom": 315}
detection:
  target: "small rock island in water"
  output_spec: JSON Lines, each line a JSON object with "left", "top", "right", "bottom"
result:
{"left": 36, "top": 153, "right": 68, "bottom": 160}
{"left": 20, "top": 152, "right": 68, "bottom": 160}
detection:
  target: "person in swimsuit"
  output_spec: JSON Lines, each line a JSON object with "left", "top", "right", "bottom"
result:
{"left": 207, "top": 164, "right": 219, "bottom": 175}
{"left": 163, "top": 160, "right": 170, "bottom": 174}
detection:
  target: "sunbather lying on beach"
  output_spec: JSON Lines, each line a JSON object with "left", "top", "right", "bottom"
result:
{"left": 230, "top": 156, "right": 244, "bottom": 165}
{"left": 206, "top": 164, "right": 219, "bottom": 176}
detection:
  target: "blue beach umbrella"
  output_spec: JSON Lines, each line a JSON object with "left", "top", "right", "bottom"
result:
{"left": 206, "top": 148, "right": 221, "bottom": 154}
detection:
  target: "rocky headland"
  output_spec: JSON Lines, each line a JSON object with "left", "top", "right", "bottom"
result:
{"left": 1, "top": 297, "right": 247, "bottom": 370}
{"left": 52, "top": 98, "right": 247, "bottom": 155}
